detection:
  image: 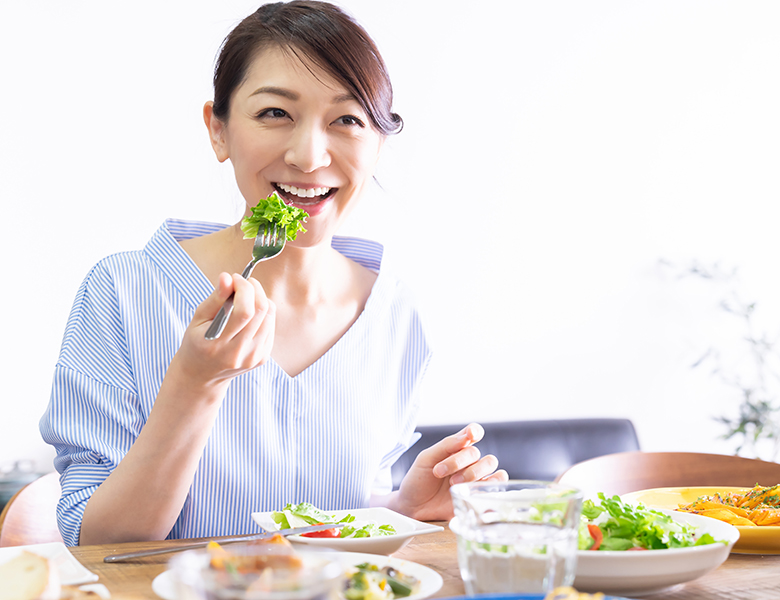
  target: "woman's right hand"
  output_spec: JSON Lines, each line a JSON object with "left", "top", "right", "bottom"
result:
{"left": 174, "top": 272, "right": 277, "bottom": 388}
{"left": 81, "top": 272, "right": 276, "bottom": 544}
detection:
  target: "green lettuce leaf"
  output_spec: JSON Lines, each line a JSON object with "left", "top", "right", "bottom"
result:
{"left": 578, "top": 492, "right": 727, "bottom": 551}
{"left": 272, "top": 502, "right": 396, "bottom": 538}
{"left": 241, "top": 191, "right": 308, "bottom": 241}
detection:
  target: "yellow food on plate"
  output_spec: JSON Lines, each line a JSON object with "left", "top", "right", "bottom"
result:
{"left": 677, "top": 484, "right": 780, "bottom": 526}
{"left": 544, "top": 587, "right": 605, "bottom": 600}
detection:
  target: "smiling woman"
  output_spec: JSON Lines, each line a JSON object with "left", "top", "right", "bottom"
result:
{"left": 39, "top": 0, "right": 506, "bottom": 548}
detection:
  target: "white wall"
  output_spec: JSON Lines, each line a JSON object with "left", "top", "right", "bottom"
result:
{"left": 2, "top": 1, "right": 780, "bottom": 475}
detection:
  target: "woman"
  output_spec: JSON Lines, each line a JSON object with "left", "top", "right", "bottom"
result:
{"left": 41, "top": 1, "right": 506, "bottom": 547}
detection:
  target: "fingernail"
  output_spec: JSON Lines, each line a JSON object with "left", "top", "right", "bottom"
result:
{"left": 434, "top": 464, "right": 448, "bottom": 477}
{"left": 450, "top": 473, "right": 465, "bottom": 485}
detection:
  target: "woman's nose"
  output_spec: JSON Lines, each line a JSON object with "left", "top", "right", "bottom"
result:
{"left": 285, "top": 125, "right": 331, "bottom": 173}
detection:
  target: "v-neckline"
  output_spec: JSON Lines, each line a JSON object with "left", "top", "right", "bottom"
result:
{"left": 266, "top": 267, "right": 386, "bottom": 380}
{"left": 148, "top": 220, "right": 387, "bottom": 381}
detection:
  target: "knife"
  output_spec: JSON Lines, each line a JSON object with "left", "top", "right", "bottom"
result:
{"left": 103, "top": 522, "right": 347, "bottom": 562}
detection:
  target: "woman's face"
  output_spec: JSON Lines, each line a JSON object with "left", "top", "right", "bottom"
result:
{"left": 205, "top": 45, "right": 385, "bottom": 247}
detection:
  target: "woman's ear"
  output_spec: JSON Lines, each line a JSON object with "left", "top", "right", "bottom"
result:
{"left": 203, "top": 101, "right": 229, "bottom": 163}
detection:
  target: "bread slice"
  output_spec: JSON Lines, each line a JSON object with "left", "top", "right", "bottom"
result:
{"left": 0, "top": 550, "right": 61, "bottom": 600}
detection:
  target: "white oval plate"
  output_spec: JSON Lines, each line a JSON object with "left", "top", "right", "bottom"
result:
{"left": 251, "top": 507, "right": 443, "bottom": 555}
{"left": 574, "top": 509, "right": 739, "bottom": 596}
{"left": 152, "top": 550, "right": 443, "bottom": 600}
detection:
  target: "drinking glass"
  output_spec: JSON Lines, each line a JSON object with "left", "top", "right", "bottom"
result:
{"left": 449, "top": 480, "right": 583, "bottom": 595}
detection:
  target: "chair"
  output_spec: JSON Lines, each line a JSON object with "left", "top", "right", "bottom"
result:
{"left": 390, "top": 418, "right": 640, "bottom": 489}
{"left": 0, "top": 472, "right": 64, "bottom": 547}
{"left": 555, "top": 450, "right": 780, "bottom": 497}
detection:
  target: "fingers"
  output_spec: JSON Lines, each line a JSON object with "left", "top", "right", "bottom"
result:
{"left": 219, "top": 275, "right": 270, "bottom": 341}
{"left": 192, "top": 272, "right": 236, "bottom": 325}
{"left": 446, "top": 454, "right": 504, "bottom": 486}
{"left": 480, "top": 469, "right": 509, "bottom": 483}
{"left": 187, "top": 273, "right": 276, "bottom": 369}
{"left": 415, "top": 423, "right": 508, "bottom": 487}
{"left": 423, "top": 423, "right": 484, "bottom": 468}
{"left": 432, "top": 445, "right": 481, "bottom": 478}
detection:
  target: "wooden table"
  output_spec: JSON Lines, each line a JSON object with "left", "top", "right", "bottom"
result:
{"left": 69, "top": 523, "right": 780, "bottom": 599}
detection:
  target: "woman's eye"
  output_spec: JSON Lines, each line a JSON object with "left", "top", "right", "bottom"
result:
{"left": 257, "top": 108, "right": 289, "bottom": 120}
{"left": 334, "top": 115, "right": 365, "bottom": 128}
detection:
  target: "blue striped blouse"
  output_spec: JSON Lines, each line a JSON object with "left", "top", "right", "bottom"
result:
{"left": 40, "top": 219, "right": 432, "bottom": 546}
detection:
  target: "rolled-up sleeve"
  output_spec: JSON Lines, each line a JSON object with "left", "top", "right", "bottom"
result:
{"left": 40, "top": 261, "right": 141, "bottom": 546}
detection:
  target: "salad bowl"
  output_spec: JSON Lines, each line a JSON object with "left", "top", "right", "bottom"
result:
{"left": 574, "top": 509, "right": 738, "bottom": 596}
{"left": 252, "top": 507, "right": 443, "bottom": 555}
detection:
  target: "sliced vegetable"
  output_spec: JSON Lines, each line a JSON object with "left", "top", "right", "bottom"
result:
{"left": 587, "top": 523, "right": 603, "bottom": 550}
{"left": 300, "top": 523, "right": 342, "bottom": 538}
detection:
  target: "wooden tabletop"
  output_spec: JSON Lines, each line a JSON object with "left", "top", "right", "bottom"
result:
{"left": 69, "top": 524, "right": 780, "bottom": 599}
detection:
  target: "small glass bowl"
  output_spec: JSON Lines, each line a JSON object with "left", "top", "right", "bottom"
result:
{"left": 168, "top": 544, "right": 344, "bottom": 600}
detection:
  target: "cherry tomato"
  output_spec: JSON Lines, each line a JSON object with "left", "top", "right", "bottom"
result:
{"left": 300, "top": 523, "right": 342, "bottom": 538}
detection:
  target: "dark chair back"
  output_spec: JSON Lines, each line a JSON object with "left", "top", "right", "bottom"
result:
{"left": 391, "top": 418, "right": 640, "bottom": 490}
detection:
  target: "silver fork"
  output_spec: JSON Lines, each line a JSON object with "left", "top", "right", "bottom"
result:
{"left": 204, "top": 224, "right": 286, "bottom": 340}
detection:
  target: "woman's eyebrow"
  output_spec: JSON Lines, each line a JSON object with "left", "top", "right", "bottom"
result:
{"left": 332, "top": 92, "right": 356, "bottom": 104}
{"left": 249, "top": 87, "right": 357, "bottom": 105}
{"left": 250, "top": 86, "right": 299, "bottom": 100}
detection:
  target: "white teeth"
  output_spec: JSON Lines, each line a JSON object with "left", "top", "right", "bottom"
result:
{"left": 277, "top": 183, "right": 331, "bottom": 199}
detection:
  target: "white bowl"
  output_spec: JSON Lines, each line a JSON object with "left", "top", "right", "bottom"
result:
{"left": 251, "top": 507, "right": 443, "bottom": 555}
{"left": 574, "top": 509, "right": 739, "bottom": 596}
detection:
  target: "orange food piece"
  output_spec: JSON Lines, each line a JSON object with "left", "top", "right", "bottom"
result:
{"left": 208, "top": 535, "right": 303, "bottom": 573}
{"left": 248, "top": 533, "right": 293, "bottom": 547}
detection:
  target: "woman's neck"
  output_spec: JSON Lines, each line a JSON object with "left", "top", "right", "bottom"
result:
{"left": 251, "top": 239, "right": 343, "bottom": 306}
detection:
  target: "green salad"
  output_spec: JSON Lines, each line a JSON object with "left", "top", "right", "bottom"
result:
{"left": 241, "top": 191, "right": 308, "bottom": 241}
{"left": 272, "top": 502, "right": 396, "bottom": 539}
{"left": 579, "top": 492, "right": 725, "bottom": 551}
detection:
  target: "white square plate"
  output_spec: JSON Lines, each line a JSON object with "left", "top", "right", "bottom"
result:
{"left": 0, "top": 542, "right": 98, "bottom": 585}
{"left": 251, "top": 507, "right": 443, "bottom": 555}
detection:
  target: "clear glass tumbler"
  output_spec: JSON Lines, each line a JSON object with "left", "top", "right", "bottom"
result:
{"left": 449, "top": 480, "right": 583, "bottom": 596}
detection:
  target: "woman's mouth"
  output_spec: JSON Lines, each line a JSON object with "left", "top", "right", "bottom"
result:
{"left": 274, "top": 182, "right": 337, "bottom": 207}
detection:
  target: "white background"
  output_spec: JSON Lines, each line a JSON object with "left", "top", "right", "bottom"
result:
{"left": 2, "top": 1, "right": 780, "bottom": 475}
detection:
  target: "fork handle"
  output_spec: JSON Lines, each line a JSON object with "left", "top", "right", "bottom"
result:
{"left": 204, "top": 295, "right": 235, "bottom": 340}
{"left": 204, "top": 259, "right": 258, "bottom": 340}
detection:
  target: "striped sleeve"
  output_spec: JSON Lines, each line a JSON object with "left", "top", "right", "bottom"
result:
{"left": 40, "top": 260, "right": 142, "bottom": 546}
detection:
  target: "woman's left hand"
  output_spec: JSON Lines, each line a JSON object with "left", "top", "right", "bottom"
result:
{"left": 391, "top": 423, "right": 508, "bottom": 521}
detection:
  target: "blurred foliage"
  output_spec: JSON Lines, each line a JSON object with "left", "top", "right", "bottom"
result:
{"left": 661, "top": 259, "right": 780, "bottom": 460}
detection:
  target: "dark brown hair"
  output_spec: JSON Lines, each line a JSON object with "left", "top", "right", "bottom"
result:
{"left": 212, "top": 1, "right": 403, "bottom": 135}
